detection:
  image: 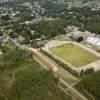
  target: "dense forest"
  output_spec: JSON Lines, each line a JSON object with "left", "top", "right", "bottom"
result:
{"left": 2, "top": 0, "right": 100, "bottom": 37}
{"left": 30, "top": 19, "right": 67, "bottom": 38}
{"left": 76, "top": 71, "right": 100, "bottom": 100}
{"left": 11, "top": 12, "right": 100, "bottom": 45}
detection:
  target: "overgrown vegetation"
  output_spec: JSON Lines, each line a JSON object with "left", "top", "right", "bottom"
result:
{"left": 30, "top": 19, "right": 66, "bottom": 39}
{"left": 76, "top": 71, "right": 100, "bottom": 100}
{"left": 0, "top": 42, "right": 71, "bottom": 100}
{"left": 7, "top": 66, "right": 71, "bottom": 100}
{"left": 0, "top": 45, "right": 33, "bottom": 72}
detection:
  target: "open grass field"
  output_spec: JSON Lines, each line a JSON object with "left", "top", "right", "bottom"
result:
{"left": 50, "top": 43, "right": 99, "bottom": 67}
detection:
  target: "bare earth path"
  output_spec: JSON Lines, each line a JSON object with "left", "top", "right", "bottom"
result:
{"left": 8, "top": 63, "right": 34, "bottom": 88}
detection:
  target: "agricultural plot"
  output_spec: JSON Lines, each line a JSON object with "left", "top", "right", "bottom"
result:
{"left": 50, "top": 43, "right": 99, "bottom": 67}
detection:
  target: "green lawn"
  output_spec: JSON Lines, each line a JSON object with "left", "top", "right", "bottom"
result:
{"left": 50, "top": 43, "right": 99, "bottom": 67}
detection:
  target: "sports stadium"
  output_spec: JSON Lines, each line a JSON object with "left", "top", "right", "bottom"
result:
{"left": 42, "top": 40, "right": 100, "bottom": 75}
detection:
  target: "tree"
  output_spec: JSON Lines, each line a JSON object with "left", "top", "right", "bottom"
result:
{"left": 1, "top": 15, "right": 11, "bottom": 20}
{"left": 84, "top": 68, "right": 94, "bottom": 75}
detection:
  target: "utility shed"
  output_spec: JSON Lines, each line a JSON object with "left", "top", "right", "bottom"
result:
{"left": 71, "top": 31, "right": 84, "bottom": 42}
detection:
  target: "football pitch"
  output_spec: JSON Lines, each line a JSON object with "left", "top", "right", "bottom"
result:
{"left": 50, "top": 43, "right": 99, "bottom": 67}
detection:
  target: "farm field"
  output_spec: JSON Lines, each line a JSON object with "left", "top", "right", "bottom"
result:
{"left": 50, "top": 43, "right": 99, "bottom": 67}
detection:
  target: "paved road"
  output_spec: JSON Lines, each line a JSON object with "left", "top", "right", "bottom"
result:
{"left": 9, "top": 37, "right": 88, "bottom": 100}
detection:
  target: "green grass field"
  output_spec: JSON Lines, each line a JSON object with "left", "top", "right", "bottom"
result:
{"left": 50, "top": 43, "right": 99, "bottom": 67}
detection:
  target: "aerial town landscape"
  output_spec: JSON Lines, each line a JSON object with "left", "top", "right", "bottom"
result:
{"left": 0, "top": 0, "right": 100, "bottom": 100}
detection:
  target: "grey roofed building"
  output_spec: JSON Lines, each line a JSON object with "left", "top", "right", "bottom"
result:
{"left": 72, "top": 31, "right": 84, "bottom": 39}
{"left": 69, "top": 31, "right": 85, "bottom": 42}
{"left": 68, "top": 30, "right": 93, "bottom": 41}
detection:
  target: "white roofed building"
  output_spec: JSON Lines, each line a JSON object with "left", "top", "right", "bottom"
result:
{"left": 86, "top": 37, "right": 100, "bottom": 47}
